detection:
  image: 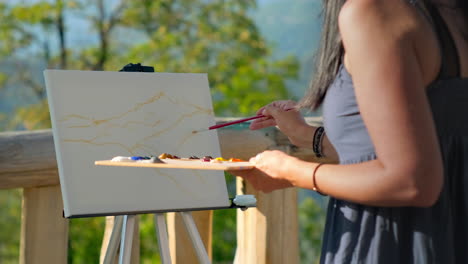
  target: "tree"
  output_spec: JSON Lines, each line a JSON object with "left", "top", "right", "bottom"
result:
{"left": 0, "top": 0, "right": 69, "bottom": 130}
{"left": 119, "top": 0, "right": 297, "bottom": 115}
{"left": 1, "top": 0, "right": 298, "bottom": 131}
{"left": 0, "top": 0, "right": 300, "bottom": 262}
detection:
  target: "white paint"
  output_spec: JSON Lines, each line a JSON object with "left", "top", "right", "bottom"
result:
{"left": 111, "top": 156, "right": 134, "bottom": 162}
{"left": 233, "top": 195, "right": 257, "bottom": 207}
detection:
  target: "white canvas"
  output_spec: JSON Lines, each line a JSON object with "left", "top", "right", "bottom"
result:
{"left": 44, "top": 70, "right": 230, "bottom": 217}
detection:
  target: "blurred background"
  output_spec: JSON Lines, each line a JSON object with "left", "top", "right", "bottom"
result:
{"left": 0, "top": 0, "right": 326, "bottom": 263}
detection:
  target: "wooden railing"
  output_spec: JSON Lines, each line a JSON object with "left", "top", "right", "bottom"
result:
{"left": 0, "top": 117, "right": 323, "bottom": 264}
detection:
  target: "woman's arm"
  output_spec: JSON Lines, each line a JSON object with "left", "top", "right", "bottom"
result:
{"left": 234, "top": 0, "right": 444, "bottom": 207}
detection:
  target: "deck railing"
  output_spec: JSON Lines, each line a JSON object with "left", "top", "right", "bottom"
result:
{"left": 0, "top": 117, "right": 323, "bottom": 264}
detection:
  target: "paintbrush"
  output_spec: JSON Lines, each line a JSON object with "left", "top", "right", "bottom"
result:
{"left": 192, "top": 108, "right": 294, "bottom": 134}
{"left": 192, "top": 115, "right": 267, "bottom": 134}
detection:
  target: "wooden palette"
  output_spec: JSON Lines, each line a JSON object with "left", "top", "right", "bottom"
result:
{"left": 95, "top": 159, "right": 254, "bottom": 171}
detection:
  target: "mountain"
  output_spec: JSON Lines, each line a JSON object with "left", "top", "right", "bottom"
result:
{"left": 255, "top": 0, "right": 323, "bottom": 99}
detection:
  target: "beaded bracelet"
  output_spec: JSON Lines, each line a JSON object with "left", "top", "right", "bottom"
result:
{"left": 312, "top": 163, "right": 326, "bottom": 195}
{"left": 312, "top": 126, "right": 325, "bottom": 158}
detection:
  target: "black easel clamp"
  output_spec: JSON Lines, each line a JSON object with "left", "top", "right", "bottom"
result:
{"left": 119, "top": 63, "right": 155, "bottom": 72}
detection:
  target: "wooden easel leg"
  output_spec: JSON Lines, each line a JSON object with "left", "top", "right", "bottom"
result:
{"left": 103, "top": 215, "right": 124, "bottom": 264}
{"left": 119, "top": 215, "right": 136, "bottom": 264}
{"left": 180, "top": 212, "right": 211, "bottom": 264}
{"left": 154, "top": 213, "right": 172, "bottom": 264}
{"left": 233, "top": 248, "right": 239, "bottom": 264}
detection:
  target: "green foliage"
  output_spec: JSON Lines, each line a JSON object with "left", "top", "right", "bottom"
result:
{"left": 0, "top": 1, "right": 64, "bottom": 57}
{"left": 0, "top": 189, "right": 22, "bottom": 263}
{"left": 118, "top": 0, "right": 297, "bottom": 116}
{"left": 1, "top": 0, "right": 298, "bottom": 119}
{"left": 299, "top": 197, "right": 327, "bottom": 264}
{"left": 212, "top": 209, "right": 237, "bottom": 263}
{"left": 0, "top": 72, "right": 7, "bottom": 88}
{"left": 68, "top": 217, "right": 106, "bottom": 263}
{"left": 209, "top": 174, "right": 238, "bottom": 263}
{"left": 10, "top": 2, "right": 55, "bottom": 25}
{"left": 10, "top": 99, "right": 51, "bottom": 130}
{"left": 139, "top": 214, "right": 161, "bottom": 264}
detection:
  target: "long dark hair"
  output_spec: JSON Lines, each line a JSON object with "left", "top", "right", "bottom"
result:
{"left": 298, "top": 0, "right": 345, "bottom": 110}
{"left": 436, "top": 0, "right": 468, "bottom": 38}
{"left": 299, "top": 0, "right": 468, "bottom": 111}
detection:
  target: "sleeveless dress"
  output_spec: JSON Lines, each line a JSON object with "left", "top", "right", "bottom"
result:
{"left": 320, "top": 2, "right": 468, "bottom": 263}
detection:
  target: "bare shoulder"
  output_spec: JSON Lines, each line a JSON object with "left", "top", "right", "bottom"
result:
{"left": 339, "top": 0, "right": 440, "bottom": 85}
{"left": 339, "top": 0, "right": 419, "bottom": 40}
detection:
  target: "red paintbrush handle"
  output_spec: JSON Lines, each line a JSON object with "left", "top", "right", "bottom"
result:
{"left": 207, "top": 108, "right": 294, "bottom": 131}
{"left": 208, "top": 115, "right": 266, "bottom": 130}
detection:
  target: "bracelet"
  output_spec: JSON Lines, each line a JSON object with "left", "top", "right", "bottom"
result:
{"left": 312, "top": 126, "right": 325, "bottom": 158}
{"left": 312, "top": 163, "right": 326, "bottom": 195}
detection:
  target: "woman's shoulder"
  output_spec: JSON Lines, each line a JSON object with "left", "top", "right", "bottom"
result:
{"left": 339, "top": 0, "right": 441, "bottom": 85}
{"left": 339, "top": 0, "right": 421, "bottom": 35}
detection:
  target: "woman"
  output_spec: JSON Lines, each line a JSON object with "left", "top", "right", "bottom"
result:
{"left": 233, "top": 0, "right": 468, "bottom": 263}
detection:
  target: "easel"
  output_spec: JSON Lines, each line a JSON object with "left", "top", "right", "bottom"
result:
{"left": 99, "top": 64, "right": 253, "bottom": 264}
{"left": 103, "top": 201, "right": 253, "bottom": 264}
{"left": 102, "top": 212, "right": 208, "bottom": 264}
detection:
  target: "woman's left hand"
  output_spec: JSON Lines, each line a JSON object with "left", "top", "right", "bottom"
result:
{"left": 231, "top": 150, "right": 295, "bottom": 193}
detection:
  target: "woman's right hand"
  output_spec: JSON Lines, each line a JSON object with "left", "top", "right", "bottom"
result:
{"left": 250, "top": 100, "right": 315, "bottom": 148}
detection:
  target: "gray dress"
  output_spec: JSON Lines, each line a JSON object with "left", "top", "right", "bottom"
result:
{"left": 320, "top": 2, "right": 468, "bottom": 263}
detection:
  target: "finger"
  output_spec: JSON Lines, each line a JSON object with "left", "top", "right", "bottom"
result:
{"left": 271, "top": 100, "right": 295, "bottom": 109}
{"left": 259, "top": 101, "right": 285, "bottom": 116}
{"left": 255, "top": 152, "right": 263, "bottom": 161}
{"left": 282, "top": 100, "right": 297, "bottom": 110}
{"left": 249, "top": 156, "right": 263, "bottom": 168}
{"left": 249, "top": 154, "right": 259, "bottom": 164}
{"left": 256, "top": 106, "right": 267, "bottom": 116}
{"left": 263, "top": 105, "right": 286, "bottom": 119}
{"left": 249, "top": 118, "right": 276, "bottom": 130}
{"left": 266, "top": 105, "right": 300, "bottom": 117}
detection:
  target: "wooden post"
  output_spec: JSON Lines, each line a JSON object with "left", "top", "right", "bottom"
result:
{"left": 167, "top": 211, "right": 212, "bottom": 263}
{"left": 0, "top": 130, "right": 59, "bottom": 190}
{"left": 20, "top": 185, "right": 69, "bottom": 264}
{"left": 235, "top": 179, "right": 299, "bottom": 264}
{"left": 235, "top": 179, "right": 267, "bottom": 263}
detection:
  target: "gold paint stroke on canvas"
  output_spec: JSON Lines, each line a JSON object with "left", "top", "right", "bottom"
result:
{"left": 60, "top": 91, "right": 213, "bottom": 156}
